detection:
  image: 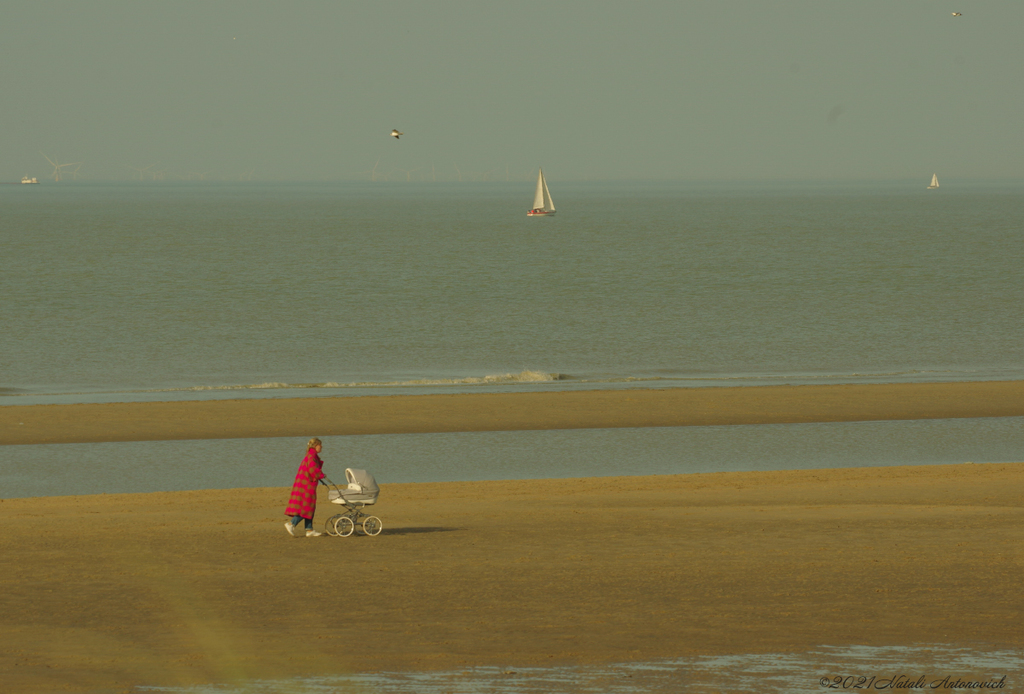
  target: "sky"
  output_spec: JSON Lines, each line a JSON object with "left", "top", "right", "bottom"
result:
{"left": 2, "top": 1, "right": 1022, "bottom": 182}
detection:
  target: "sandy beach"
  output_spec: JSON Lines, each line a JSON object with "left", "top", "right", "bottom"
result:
{"left": 2, "top": 383, "right": 1023, "bottom": 692}
{"left": 4, "top": 381, "right": 1024, "bottom": 445}
{"left": 1, "top": 463, "right": 1022, "bottom": 693}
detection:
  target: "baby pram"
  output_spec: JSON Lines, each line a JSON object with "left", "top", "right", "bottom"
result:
{"left": 323, "top": 468, "right": 382, "bottom": 537}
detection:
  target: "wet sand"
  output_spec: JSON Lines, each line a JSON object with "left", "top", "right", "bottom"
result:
{"left": 4, "top": 381, "right": 1024, "bottom": 445}
{"left": 1, "top": 463, "right": 1022, "bottom": 693}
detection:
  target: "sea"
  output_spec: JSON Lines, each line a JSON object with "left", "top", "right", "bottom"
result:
{"left": 3, "top": 180, "right": 1023, "bottom": 691}
{"left": 2, "top": 179, "right": 1024, "bottom": 499}
{"left": 4, "top": 179, "right": 1023, "bottom": 406}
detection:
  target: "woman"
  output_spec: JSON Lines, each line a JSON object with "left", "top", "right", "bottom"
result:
{"left": 285, "top": 437, "right": 327, "bottom": 537}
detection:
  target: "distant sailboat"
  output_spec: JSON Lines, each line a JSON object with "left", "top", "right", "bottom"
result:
{"left": 527, "top": 168, "right": 556, "bottom": 216}
{"left": 927, "top": 174, "right": 939, "bottom": 189}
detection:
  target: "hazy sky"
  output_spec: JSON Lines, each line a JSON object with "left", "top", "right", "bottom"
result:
{"left": 3, "top": 1, "right": 1022, "bottom": 182}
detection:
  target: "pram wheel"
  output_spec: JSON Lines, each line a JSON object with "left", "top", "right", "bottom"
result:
{"left": 362, "top": 516, "right": 382, "bottom": 536}
{"left": 325, "top": 514, "right": 344, "bottom": 536}
{"left": 333, "top": 516, "right": 355, "bottom": 537}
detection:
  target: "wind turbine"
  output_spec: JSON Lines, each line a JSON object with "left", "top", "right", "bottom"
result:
{"left": 356, "top": 158, "right": 376, "bottom": 181}
{"left": 42, "top": 153, "right": 81, "bottom": 182}
{"left": 452, "top": 162, "right": 463, "bottom": 182}
{"left": 360, "top": 157, "right": 385, "bottom": 181}
{"left": 396, "top": 167, "right": 420, "bottom": 182}
{"left": 127, "top": 163, "right": 157, "bottom": 180}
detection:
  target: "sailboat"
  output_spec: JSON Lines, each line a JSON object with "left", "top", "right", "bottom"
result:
{"left": 927, "top": 174, "right": 939, "bottom": 189}
{"left": 527, "top": 168, "right": 556, "bottom": 216}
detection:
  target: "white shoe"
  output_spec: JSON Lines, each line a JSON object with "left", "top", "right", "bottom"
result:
{"left": 285, "top": 522, "right": 297, "bottom": 537}
{"left": 306, "top": 529, "right": 323, "bottom": 537}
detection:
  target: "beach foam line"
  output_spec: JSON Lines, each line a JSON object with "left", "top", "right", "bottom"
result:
{"left": 0, "top": 370, "right": 569, "bottom": 399}
{"left": 187, "top": 371, "right": 568, "bottom": 390}
{"left": 323, "top": 369, "right": 566, "bottom": 387}
{"left": 0, "top": 367, "right": 993, "bottom": 403}
{"left": 171, "top": 370, "right": 567, "bottom": 391}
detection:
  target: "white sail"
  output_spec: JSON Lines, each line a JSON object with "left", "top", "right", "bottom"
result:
{"left": 528, "top": 168, "right": 556, "bottom": 215}
{"left": 928, "top": 174, "right": 939, "bottom": 189}
{"left": 542, "top": 170, "right": 555, "bottom": 211}
{"left": 533, "top": 169, "right": 546, "bottom": 209}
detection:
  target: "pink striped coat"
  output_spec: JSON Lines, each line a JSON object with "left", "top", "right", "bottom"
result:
{"left": 284, "top": 448, "right": 326, "bottom": 520}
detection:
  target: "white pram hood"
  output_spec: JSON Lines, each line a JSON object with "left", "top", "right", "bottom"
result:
{"left": 328, "top": 468, "right": 379, "bottom": 505}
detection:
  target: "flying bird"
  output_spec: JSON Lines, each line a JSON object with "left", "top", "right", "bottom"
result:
{"left": 391, "top": 129, "right": 403, "bottom": 139}
{"left": 952, "top": 12, "right": 961, "bottom": 16}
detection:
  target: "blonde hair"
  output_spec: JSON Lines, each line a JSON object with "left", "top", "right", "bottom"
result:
{"left": 307, "top": 437, "right": 322, "bottom": 450}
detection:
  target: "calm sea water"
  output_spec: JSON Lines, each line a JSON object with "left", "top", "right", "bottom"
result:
{"left": 3, "top": 417, "right": 1023, "bottom": 499}
{"left": 2, "top": 180, "right": 1022, "bottom": 404}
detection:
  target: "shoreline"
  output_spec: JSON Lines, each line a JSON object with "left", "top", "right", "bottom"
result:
{"left": 1, "top": 462, "right": 1021, "bottom": 693}
{"left": 3, "top": 381, "right": 1024, "bottom": 446}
